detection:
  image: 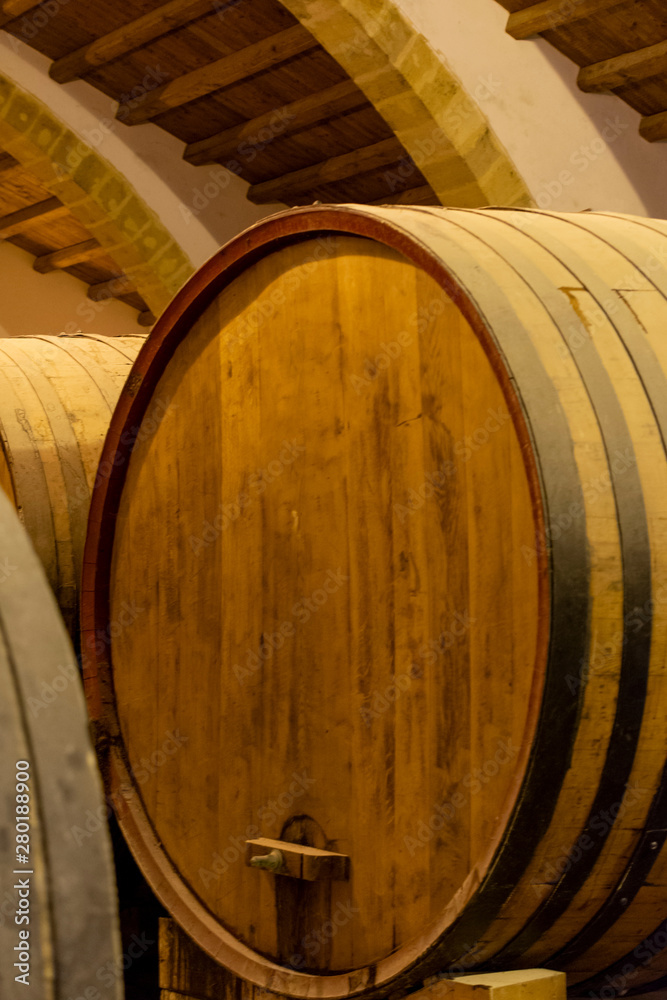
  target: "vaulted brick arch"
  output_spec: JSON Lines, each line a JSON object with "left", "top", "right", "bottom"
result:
{"left": 277, "top": 0, "right": 533, "bottom": 207}
{"left": 0, "top": 72, "right": 194, "bottom": 317}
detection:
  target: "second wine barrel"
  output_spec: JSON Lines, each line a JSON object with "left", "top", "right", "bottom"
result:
{"left": 0, "top": 333, "right": 144, "bottom": 634}
{"left": 81, "top": 206, "right": 667, "bottom": 997}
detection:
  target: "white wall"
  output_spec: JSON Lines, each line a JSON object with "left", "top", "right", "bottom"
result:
{"left": 0, "top": 239, "right": 141, "bottom": 337}
{"left": 396, "top": 0, "right": 667, "bottom": 218}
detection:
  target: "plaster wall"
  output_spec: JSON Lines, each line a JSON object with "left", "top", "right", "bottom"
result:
{"left": 0, "top": 239, "right": 141, "bottom": 337}
{"left": 395, "top": 0, "right": 667, "bottom": 218}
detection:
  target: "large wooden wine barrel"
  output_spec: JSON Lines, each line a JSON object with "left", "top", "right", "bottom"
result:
{"left": 0, "top": 334, "right": 143, "bottom": 634}
{"left": 0, "top": 487, "right": 121, "bottom": 1000}
{"left": 82, "top": 207, "right": 667, "bottom": 998}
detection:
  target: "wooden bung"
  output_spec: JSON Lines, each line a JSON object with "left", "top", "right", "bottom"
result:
{"left": 82, "top": 206, "right": 667, "bottom": 998}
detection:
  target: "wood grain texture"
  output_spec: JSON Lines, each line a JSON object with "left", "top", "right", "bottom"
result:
{"left": 0, "top": 196, "right": 68, "bottom": 237}
{"left": 0, "top": 487, "right": 121, "bottom": 1000}
{"left": 506, "top": 0, "right": 622, "bottom": 39}
{"left": 33, "top": 238, "right": 105, "bottom": 273}
{"left": 0, "top": 334, "right": 144, "bottom": 635}
{"left": 159, "top": 920, "right": 567, "bottom": 1000}
{"left": 247, "top": 138, "right": 408, "bottom": 203}
{"left": 0, "top": 151, "right": 20, "bottom": 173}
{"left": 444, "top": 209, "right": 664, "bottom": 977}
{"left": 639, "top": 109, "right": 667, "bottom": 142}
{"left": 88, "top": 274, "right": 137, "bottom": 300}
{"left": 82, "top": 205, "right": 667, "bottom": 998}
{"left": 49, "top": 0, "right": 219, "bottom": 83}
{"left": 117, "top": 24, "right": 316, "bottom": 125}
{"left": 578, "top": 39, "right": 667, "bottom": 92}
{"left": 183, "top": 79, "right": 367, "bottom": 166}
{"left": 0, "top": 0, "right": 37, "bottom": 28}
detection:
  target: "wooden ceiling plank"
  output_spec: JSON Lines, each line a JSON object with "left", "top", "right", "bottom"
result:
{"left": 506, "top": 0, "right": 621, "bottom": 40}
{"left": 371, "top": 184, "right": 439, "bottom": 206}
{"left": 0, "top": 152, "right": 20, "bottom": 174}
{"left": 247, "top": 136, "right": 407, "bottom": 204}
{"left": 49, "top": 0, "right": 220, "bottom": 84}
{"left": 0, "top": 197, "right": 68, "bottom": 238}
{"left": 118, "top": 292, "right": 149, "bottom": 310}
{"left": 0, "top": 0, "right": 39, "bottom": 29}
{"left": 87, "top": 275, "right": 137, "bottom": 301}
{"left": 183, "top": 78, "right": 366, "bottom": 166}
{"left": 578, "top": 39, "right": 667, "bottom": 92}
{"left": 33, "top": 238, "right": 106, "bottom": 273}
{"left": 639, "top": 109, "right": 667, "bottom": 142}
{"left": 118, "top": 24, "right": 316, "bottom": 126}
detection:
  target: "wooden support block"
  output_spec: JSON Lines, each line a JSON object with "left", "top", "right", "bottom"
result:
{"left": 413, "top": 970, "right": 566, "bottom": 1000}
{"left": 245, "top": 837, "right": 350, "bottom": 880}
{"left": 183, "top": 79, "right": 366, "bottom": 166}
{"left": 506, "top": 0, "right": 620, "bottom": 39}
{"left": 247, "top": 136, "right": 407, "bottom": 203}
{"left": 0, "top": 0, "right": 38, "bottom": 28}
{"left": 88, "top": 275, "right": 137, "bottom": 301}
{"left": 578, "top": 40, "right": 667, "bottom": 92}
{"left": 0, "top": 197, "right": 68, "bottom": 238}
{"left": 639, "top": 109, "right": 667, "bottom": 143}
{"left": 118, "top": 25, "right": 316, "bottom": 125}
{"left": 0, "top": 151, "right": 20, "bottom": 174}
{"left": 372, "top": 184, "right": 439, "bottom": 205}
{"left": 49, "top": 0, "right": 217, "bottom": 83}
{"left": 33, "top": 238, "right": 106, "bottom": 273}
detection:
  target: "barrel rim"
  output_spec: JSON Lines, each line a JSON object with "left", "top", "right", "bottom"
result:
{"left": 0, "top": 484, "right": 122, "bottom": 999}
{"left": 81, "top": 205, "right": 553, "bottom": 998}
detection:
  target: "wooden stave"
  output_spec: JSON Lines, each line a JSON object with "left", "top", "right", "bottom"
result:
{"left": 80, "top": 206, "right": 667, "bottom": 997}
{"left": 501, "top": 209, "right": 667, "bottom": 995}
{"left": 418, "top": 205, "right": 664, "bottom": 989}
{"left": 425, "top": 207, "right": 667, "bottom": 990}
{"left": 379, "top": 207, "right": 648, "bottom": 978}
{"left": 418, "top": 207, "right": 667, "bottom": 994}
{"left": 360, "top": 207, "right": 667, "bottom": 988}
{"left": 0, "top": 334, "right": 144, "bottom": 636}
{"left": 0, "top": 486, "right": 122, "bottom": 1000}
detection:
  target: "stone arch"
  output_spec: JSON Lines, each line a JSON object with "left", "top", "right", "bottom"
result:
{"left": 278, "top": 0, "right": 533, "bottom": 207}
{"left": 0, "top": 72, "right": 194, "bottom": 316}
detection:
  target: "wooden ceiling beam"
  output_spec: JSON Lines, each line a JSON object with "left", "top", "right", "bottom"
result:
{"left": 0, "top": 197, "right": 68, "bottom": 238}
{"left": 183, "top": 79, "right": 366, "bottom": 166}
{"left": 639, "top": 109, "right": 667, "bottom": 143}
{"left": 87, "top": 275, "right": 137, "bottom": 301}
{"left": 117, "top": 24, "right": 316, "bottom": 126}
{"left": 33, "top": 238, "right": 107, "bottom": 273}
{"left": 506, "top": 0, "right": 620, "bottom": 40}
{"left": 0, "top": 152, "right": 20, "bottom": 174}
{"left": 0, "top": 0, "right": 40, "bottom": 29}
{"left": 247, "top": 136, "right": 408, "bottom": 204}
{"left": 49, "top": 0, "right": 219, "bottom": 84}
{"left": 372, "top": 185, "right": 438, "bottom": 206}
{"left": 578, "top": 40, "right": 667, "bottom": 92}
